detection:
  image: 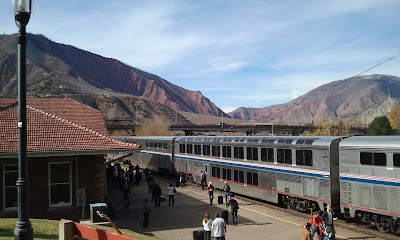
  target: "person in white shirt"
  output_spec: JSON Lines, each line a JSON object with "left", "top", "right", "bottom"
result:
{"left": 202, "top": 213, "right": 212, "bottom": 240}
{"left": 167, "top": 183, "right": 176, "bottom": 206}
{"left": 212, "top": 212, "right": 226, "bottom": 240}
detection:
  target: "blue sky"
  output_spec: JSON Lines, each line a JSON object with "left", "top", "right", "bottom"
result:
{"left": 1, "top": 1, "right": 400, "bottom": 113}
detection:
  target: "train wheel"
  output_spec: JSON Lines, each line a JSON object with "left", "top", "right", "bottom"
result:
{"left": 377, "top": 218, "right": 390, "bottom": 233}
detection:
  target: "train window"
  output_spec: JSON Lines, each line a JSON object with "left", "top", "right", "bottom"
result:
{"left": 212, "top": 146, "right": 220, "bottom": 157}
{"left": 374, "top": 153, "right": 386, "bottom": 166}
{"left": 212, "top": 167, "right": 221, "bottom": 177}
{"left": 146, "top": 142, "right": 149, "bottom": 147}
{"left": 234, "top": 147, "right": 244, "bottom": 159}
{"left": 222, "top": 146, "right": 232, "bottom": 158}
{"left": 234, "top": 170, "right": 238, "bottom": 182}
{"left": 261, "top": 148, "right": 274, "bottom": 162}
{"left": 253, "top": 173, "right": 258, "bottom": 186}
{"left": 296, "top": 150, "right": 313, "bottom": 166}
{"left": 394, "top": 154, "right": 400, "bottom": 167}
{"left": 194, "top": 145, "right": 201, "bottom": 155}
{"left": 247, "top": 147, "right": 258, "bottom": 161}
{"left": 227, "top": 169, "right": 232, "bottom": 180}
{"left": 179, "top": 144, "right": 185, "bottom": 153}
{"left": 247, "top": 172, "right": 253, "bottom": 185}
{"left": 164, "top": 143, "right": 168, "bottom": 149}
{"left": 158, "top": 143, "right": 162, "bottom": 148}
{"left": 187, "top": 144, "right": 193, "bottom": 154}
{"left": 223, "top": 168, "right": 227, "bottom": 179}
{"left": 239, "top": 171, "right": 244, "bottom": 183}
{"left": 360, "top": 152, "right": 386, "bottom": 166}
{"left": 203, "top": 145, "right": 211, "bottom": 156}
{"left": 277, "top": 149, "right": 292, "bottom": 164}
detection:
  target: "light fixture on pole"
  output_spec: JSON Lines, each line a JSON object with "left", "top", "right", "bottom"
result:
{"left": 12, "top": 0, "right": 33, "bottom": 239}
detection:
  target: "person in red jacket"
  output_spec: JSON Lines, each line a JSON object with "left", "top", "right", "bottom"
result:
{"left": 311, "top": 211, "right": 324, "bottom": 240}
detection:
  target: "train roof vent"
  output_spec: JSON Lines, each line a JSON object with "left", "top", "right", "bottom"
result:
{"left": 247, "top": 138, "right": 259, "bottom": 143}
{"left": 304, "top": 139, "right": 315, "bottom": 145}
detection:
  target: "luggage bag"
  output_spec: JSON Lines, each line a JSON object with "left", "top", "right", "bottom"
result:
{"left": 193, "top": 230, "right": 205, "bottom": 240}
{"left": 218, "top": 195, "right": 224, "bottom": 204}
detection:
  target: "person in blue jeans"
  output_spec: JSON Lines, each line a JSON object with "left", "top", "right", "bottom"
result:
{"left": 223, "top": 181, "right": 230, "bottom": 206}
{"left": 207, "top": 182, "right": 215, "bottom": 204}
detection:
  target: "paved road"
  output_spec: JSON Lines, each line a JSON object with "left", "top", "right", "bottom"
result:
{"left": 106, "top": 175, "right": 384, "bottom": 240}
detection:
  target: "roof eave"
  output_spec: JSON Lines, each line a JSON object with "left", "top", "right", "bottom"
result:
{"left": 0, "top": 148, "right": 142, "bottom": 158}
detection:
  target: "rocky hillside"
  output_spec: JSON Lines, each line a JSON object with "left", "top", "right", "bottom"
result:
{"left": 0, "top": 33, "right": 224, "bottom": 123}
{"left": 229, "top": 75, "right": 400, "bottom": 125}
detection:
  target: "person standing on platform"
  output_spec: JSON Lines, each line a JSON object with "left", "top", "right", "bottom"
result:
{"left": 227, "top": 196, "right": 239, "bottom": 225}
{"left": 179, "top": 172, "right": 186, "bottom": 189}
{"left": 222, "top": 181, "right": 231, "bottom": 205}
{"left": 202, "top": 213, "right": 212, "bottom": 240}
{"left": 207, "top": 182, "right": 215, "bottom": 205}
{"left": 311, "top": 210, "right": 323, "bottom": 240}
{"left": 147, "top": 173, "right": 154, "bottom": 194}
{"left": 122, "top": 186, "right": 130, "bottom": 211}
{"left": 153, "top": 184, "right": 161, "bottom": 207}
{"left": 212, "top": 212, "right": 226, "bottom": 240}
{"left": 135, "top": 164, "right": 140, "bottom": 173}
{"left": 167, "top": 183, "right": 176, "bottom": 206}
{"left": 142, "top": 199, "right": 151, "bottom": 228}
{"left": 321, "top": 205, "right": 336, "bottom": 229}
{"left": 200, "top": 171, "right": 206, "bottom": 190}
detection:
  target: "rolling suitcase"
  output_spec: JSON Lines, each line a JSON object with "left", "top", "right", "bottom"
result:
{"left": 193, "top": 230, "right": 204, "bottom": 240}
{"left": 176, "top": 181, "right": 180, "bottom": 187}
{"left": 218, "top": 195, "right": 223, "bottom": 204}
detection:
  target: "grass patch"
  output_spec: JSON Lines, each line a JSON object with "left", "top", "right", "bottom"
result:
{"left": 0, "top": 218, "right": 159, "bottom": 240}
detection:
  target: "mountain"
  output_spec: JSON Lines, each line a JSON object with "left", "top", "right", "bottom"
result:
{"left": 229, "top": 75, "right": 400, "bottom": 125}
{"left": 0, "top": 33, "right": 226, "bottom": 123}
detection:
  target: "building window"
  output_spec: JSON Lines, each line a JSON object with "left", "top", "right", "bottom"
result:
{"left": 3, "top": 165, "right": 18, "bottom": 209}
{"left": 247, "top": 147, "right": 258, "bottom": 161}
{"left": 49, "top": 162, "right": 72, "bottom": 207}
{"left": 234, "top": 147, "right": 244, "bottom": 159}
{"left": 360, "top": 152, "right": 386, "bottom": 166}
{"left": 261, "top": 148, "right": 274, "bottom": 162}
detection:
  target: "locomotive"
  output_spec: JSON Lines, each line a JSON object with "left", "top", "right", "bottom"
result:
{"left": 114, "top": 135, "right": 400, "bottom": 234}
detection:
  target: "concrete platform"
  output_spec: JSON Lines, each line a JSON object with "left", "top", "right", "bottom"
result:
{"left": 106, "top": 175, "right": 385, "bottom": 240}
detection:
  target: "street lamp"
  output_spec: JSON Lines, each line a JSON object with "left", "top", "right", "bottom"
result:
{"left": 12, "top": 0, "right": 33, "bottom": 239}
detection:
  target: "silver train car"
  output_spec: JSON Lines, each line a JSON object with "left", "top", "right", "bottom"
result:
{"left": 114, "top": 135, "right": 400, "bottom": 234}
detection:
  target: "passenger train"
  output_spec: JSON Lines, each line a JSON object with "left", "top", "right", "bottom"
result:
{"left": 114, "top": 135, "right": 400, "bottom": 234}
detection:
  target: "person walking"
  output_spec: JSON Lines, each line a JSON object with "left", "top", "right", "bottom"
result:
{"left": 222, "top": 181, "right": 231, "bottom": 206}
{"left": 142, "top": 199, "right": 151, "bottom": 228}
{"left": 179, "top": 172, "right": 186, "bottom": 189}
{"left": 311, "top": 210, "right": 323, "bottom": 240}
{"left": 202, "top": 213, "right": 212, "bottom": 240}
{"left": 212, "top": 212, "right": 226, "bottom": 240}
{"left": 321, "top": 205, "right": 336, "bottom": 229}
{"left": 167, "top": 183, "right": 176, "bottom": 206}
{"left": 227, "top": 196, "right": 239, "bottom": 225}
{"left": 207, "top": 182, "right": 215, "bottom": 205}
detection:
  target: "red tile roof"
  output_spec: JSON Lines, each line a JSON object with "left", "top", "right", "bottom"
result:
{"left": 0, "top": 98, "right": 109, "bottom": 136}
{"left": 0, "top": 103, "right": 139, "bottom": 154}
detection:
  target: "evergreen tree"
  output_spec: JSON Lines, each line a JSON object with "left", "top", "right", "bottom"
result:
{"left": 367, "top": 116, "right": 393, "bottom": 136}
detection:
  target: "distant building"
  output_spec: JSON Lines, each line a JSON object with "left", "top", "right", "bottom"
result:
{"left": 0, "top": 98, "right": 139, "bottom": 220}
